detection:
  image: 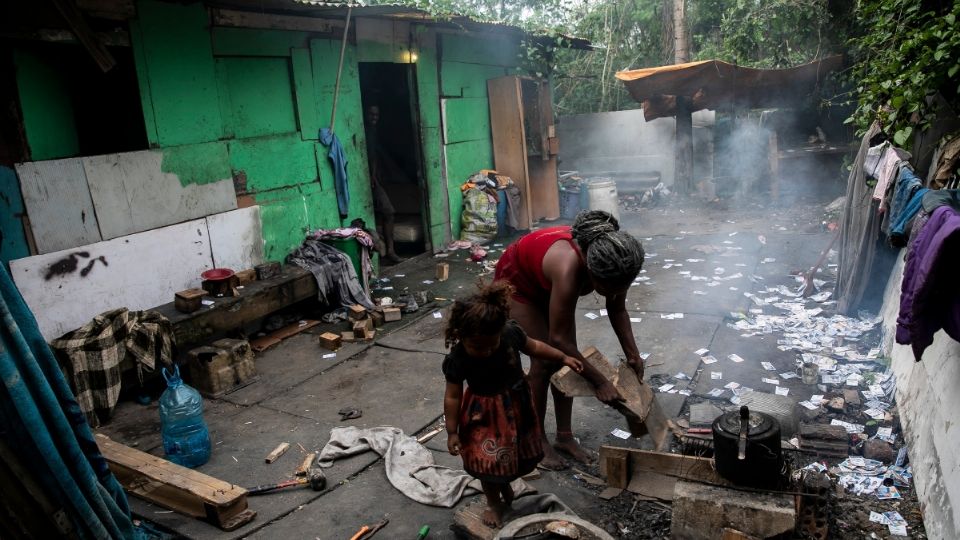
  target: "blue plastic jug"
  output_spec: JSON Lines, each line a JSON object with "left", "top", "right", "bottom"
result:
{"left": 159, "top": 365, "right": 211, "bottom": 468}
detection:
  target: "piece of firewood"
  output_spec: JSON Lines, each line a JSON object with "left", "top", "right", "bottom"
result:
{"left": 265, "top": 443, "right": 290, "bottom": 464}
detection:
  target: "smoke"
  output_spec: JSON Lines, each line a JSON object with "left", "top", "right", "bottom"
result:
{"left": 556, "top": 106, "right": 848, "bottom": 210}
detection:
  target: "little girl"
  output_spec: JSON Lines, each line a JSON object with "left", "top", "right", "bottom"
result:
{"left": 443, "top": 281, "right": 583, "bottom": 527}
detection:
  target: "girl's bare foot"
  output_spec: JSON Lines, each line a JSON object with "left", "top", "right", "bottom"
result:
{"left": 481, "top": 505, "right": 504, "bottom": 528}
{"left": 553, "top": 435, "right": 595, "bottom": 465}
{"left": 537, "top": 439, "right": 568, "bottom": 470}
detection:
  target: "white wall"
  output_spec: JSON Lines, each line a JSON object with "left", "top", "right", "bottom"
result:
{"left": 556, "top": 108, "right": 714, "bottom": 187}
{"left": 10, "top": 207, "right": 263, "bottom": 341}
{"left": 880, "top": 254, "right": 960, "bottom": 540}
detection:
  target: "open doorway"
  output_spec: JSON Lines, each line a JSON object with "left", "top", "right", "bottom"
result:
{"left": 359, "top": 62, "right": 427, "bottom": 264}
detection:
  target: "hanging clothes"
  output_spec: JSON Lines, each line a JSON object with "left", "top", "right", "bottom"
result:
{"left": 836, "top": 123, "right": 889, "bottom": 315}
{"left": 50, "top": 308, "right": 175, "bottom": 428}
{"left": 287, "top": 237, "right": 374, "bottom": 309}
{"left": 0, "top": 264, "right": 135, "bottom": 538}
{"left": 886, "top": 166, "right": 928, "bottom": 247}
{"left": 896, "top": 205, "right": 960, "bottom": 361}
{"left": 320, "top": 128, "right": 350, "bottom": 217}
{"left": 873, "top": 145, "right": 912, "bottom": 202}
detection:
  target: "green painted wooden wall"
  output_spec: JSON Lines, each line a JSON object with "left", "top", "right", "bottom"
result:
{"left": 12, "top": 0, "right": 527, "bottom": 259}
{"left": 13, "top": 49, "right": 80, "bottom": 161}
{"left": 436, "top": 33, "right": 520, "bottom": 239}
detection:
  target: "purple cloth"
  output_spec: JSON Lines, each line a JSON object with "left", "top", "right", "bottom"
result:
{"left": 896, "top": 205, "right": 960, "bottom": 360}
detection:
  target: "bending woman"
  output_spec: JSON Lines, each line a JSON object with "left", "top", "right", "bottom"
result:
{"left": 494, "top": 210, "right": 645, "bottom": 469}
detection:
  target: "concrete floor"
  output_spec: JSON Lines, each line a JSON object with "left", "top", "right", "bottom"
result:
{"left": 99, "top": 187, "right": 848, "bottom": 539}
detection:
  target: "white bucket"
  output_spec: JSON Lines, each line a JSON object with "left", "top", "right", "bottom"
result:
{"left": 586, "top": 179, "right": 620, "bottom": 221}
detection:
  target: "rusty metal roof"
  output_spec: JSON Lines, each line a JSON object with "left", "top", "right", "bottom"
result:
{"left": 616, "top": 56, "right": 844, "bottom": 120}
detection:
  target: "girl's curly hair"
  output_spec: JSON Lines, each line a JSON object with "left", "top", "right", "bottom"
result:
{"left": 444, "top": 280, "right": 514, "bottom": 348}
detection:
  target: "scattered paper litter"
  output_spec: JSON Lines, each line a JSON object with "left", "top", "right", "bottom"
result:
{"left": 694, "top": 348, "right": 710, "bottom": 356}
{"left": 711, "top": 372, "right": 722, "bottom": 380}
{"left": 599, "top": 309, "right": 608, "bottom": 317}
{"left": 724, "top": 382, "right": 741, "bottom": 390}
{"left": 775, "top": 386, "right": 789, "bottom": 396}
{"left": 727, "top": 354, "right": 745, "bottom": 363}
{"left": 780, "top": 372, "right": 800, "bottom": 380}
{"left": 762, "top": 377, "right": 780, "bottom": 385}
{"left": 707, "top": 388, "right": 725, "bottom": 397}
{"left": 610, "top": 428, "right": 631, "bottom": 439}
{"left": 799, "top": 400, "right": 819, "bottom": 410}
{"left": 761, "top": 361, "right": 777, "bottom": 371}
{"left": 630, "top": 317, "right": 642, "bottom": 323}
{"left": 661, "top": 313, "right": 684, "bottom": 319}
{"left": 585, "top": 312, "right": 599, "bottom": 320}
{"left": 702, "top": 355, "right": 718, "bottom": 364}
{"left": 432, "top": 311, "right": 443, "bottom": 319}
{"left": 658, "top": 383, "right": 675, "bottom": 392}
{"left": 322, "top": 353, "right": 336, "bottom": 359}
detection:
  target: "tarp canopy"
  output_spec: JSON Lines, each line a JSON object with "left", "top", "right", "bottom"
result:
{"left": 616, "top": 56, "right": 843, "bottom": 120}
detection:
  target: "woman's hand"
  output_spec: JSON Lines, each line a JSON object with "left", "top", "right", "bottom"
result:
{"left": 562, "top": 355, "right": 584, "bottom": 373}
{"left": 626, "top": 356, "right": 645, "bottom": 381}
{"left": 595, "top": 380, "right": 624, "bottom": 404}
{"left": 447, "top": 433, "right": 462, "bottom": 456}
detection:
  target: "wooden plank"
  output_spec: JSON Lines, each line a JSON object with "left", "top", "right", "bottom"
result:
{"left": 291, "top": 47, "right": 320, "bottom": 141}
{"left": 550, "top": 346, "right": 618, "bottom": 397}
{"left": 82, "top": 150, "right": 236, "bottom": 240}
{"left": 487, "top": 76, "right": 531, "bottom": 229}
{"left": 15, "top": 158, "right": 102, "bottom": 254}
{"left": 250, "top": 320, "right": 319, "bottom": 353}
{"left": 526, "top": 81, "right": 559, "bottom": 221}
{"left": 600, "top": 445, "right": 727, "bottom": 491}
{"left": 96, "top": 434, "right": 255, "bottom": 531}
{"left": 296, "top": 452, "right": 317, "bottom": 476}
{"left": 265, "top": 442, "right": 290, "bottom": 463}
{"left": 552, "top": 347, "right": 671, "bottom": 449}
{"left": 82, "top": 149, "right": 237, "bottom": 239}
{"left": 212, "top": 8, "right": 343, "bottom": 35}
{"left": 51, "top": 0, "right": 116, "bottom": 71}
{"left": 207, "top": 207, "right": 264, "bottom": 271}
{"left": 10, "top": 219, "right": 214, "bottom": 341}
{"left": 153, "top": 266, "right": 317, "bottom": 349}
{"left": 600, "top": 447, "right": 629, "bottom": 489}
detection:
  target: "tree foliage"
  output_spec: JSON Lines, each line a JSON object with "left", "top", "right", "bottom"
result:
{"left": 847, "top": 0, "right": 960, "bottom": 145}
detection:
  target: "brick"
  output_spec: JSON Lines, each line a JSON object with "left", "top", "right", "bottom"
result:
{"left": 353, "top": 319, "right": 372, "bottom": 338}
{"left": 436, "top": 262, "right": 449, "bottom": 281}
{"left": 174, "top": 288, "right": 206, "bottom": 313}
{"left": 383, "top": 307, "right": 401, "bottom": 322}
{"left": 235, "top": 268, "right": 257, "bottom": 285}
{"left": 670, "top": 480, "right": 795, "bottom": 540}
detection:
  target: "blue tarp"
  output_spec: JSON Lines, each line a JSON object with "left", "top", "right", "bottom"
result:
{"left": 0, "top": 264, "right": 136, "bottom": 539}
{"left": 320, "top": 128, "right": 350, "bottom": 217}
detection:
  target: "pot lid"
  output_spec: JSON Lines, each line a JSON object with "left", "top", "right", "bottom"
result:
{"left": 714, "top": 409, "right": 777, "bottom": 437}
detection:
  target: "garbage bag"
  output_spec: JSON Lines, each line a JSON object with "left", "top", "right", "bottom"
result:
{"left": 460, "top": 188, "right": 498, "bottom": 244}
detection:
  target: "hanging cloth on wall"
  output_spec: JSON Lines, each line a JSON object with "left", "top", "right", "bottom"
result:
{"left": 0, "top": 264, "right": 135, "bottom": 538}
{"left": 50, "top": 308, "right": 175, "bottom": 428}
{"left": 320, "top": 128, "right": 350, "bottom": 217}
{"left": 835, "top": 123, "right": 886, "bottom": 315}
{"left": 896, "top": 205, "right": 960, "bottom": 360}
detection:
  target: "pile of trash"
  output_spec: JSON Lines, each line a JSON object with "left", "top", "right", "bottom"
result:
{"left": 619, "top": 182, "right": 671, "bottom": 212}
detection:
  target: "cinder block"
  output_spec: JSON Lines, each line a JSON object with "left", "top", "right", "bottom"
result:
{"left": 188, "top": 339, "right": 258, "bottom": 399}
{"left": 737, "top": 390, "right": 799, "bottom": 436}
{"left": 670, "top": 480, "right": 796, "bottom": 540}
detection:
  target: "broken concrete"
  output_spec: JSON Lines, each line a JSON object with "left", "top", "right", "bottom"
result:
{"left": 670, "top": 480, "right": 796, "bottom": 540}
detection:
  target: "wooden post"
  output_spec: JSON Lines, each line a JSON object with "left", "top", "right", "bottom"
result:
{"left": 768, "top": 130, "right": 780, "bottom": 203}
{"left": 675, "top": 96, "right": 694, "bottom": 195}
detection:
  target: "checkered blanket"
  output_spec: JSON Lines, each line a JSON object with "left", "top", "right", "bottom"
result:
{"left": 50, "top": 308, "right": 175, "bottom": 427}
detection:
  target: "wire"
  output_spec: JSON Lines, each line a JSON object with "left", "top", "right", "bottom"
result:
{"left": 373, "top": 342, "right": 446, "bottom": 355}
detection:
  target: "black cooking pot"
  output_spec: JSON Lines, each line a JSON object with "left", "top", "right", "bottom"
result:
{"left": 712, "top": 406, "right": 783, "bottom": 489}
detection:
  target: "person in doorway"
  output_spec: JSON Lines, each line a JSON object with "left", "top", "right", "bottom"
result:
{"left": 364, "top": 104, "right": 401, "bottom": 263}
{"left": 443, "top": 281, "right": 583, "bottom": 527}
{"left": 494, "top": 210, "right": 646, "bottom": 470}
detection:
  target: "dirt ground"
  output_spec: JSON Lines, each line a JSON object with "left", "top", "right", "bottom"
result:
{"left": 100, "top": 179, "right": 925, "bottom": 539}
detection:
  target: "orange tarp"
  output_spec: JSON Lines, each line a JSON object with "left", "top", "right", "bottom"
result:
{"left": 616, "top": 56, "right": 844, "bottom": 120}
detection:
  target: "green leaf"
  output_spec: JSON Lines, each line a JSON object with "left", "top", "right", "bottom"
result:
{"left": 893, "top": 127, "right": 913, "bottom": 146}
{"left": 950, "top": 65, "right": 959, "bottom": 78}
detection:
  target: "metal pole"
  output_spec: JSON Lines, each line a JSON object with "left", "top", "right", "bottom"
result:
{"left": 329, "top": 6, "right": 353, "bottom": 133}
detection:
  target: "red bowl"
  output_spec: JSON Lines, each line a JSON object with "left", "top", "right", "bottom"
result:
{"left": 201, "top": 268, "right": 235, "bottom": 281}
